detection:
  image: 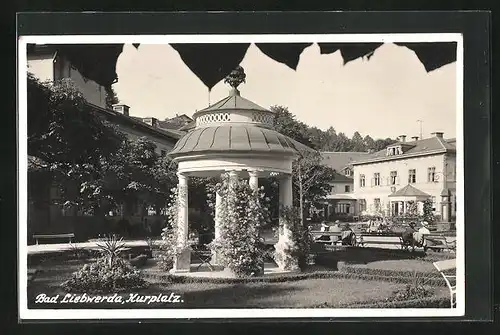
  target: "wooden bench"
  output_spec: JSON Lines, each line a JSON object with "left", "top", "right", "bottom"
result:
{"left": 424, "top": 234, "right": 456, "bottom": 252}
{"left": 33, "top": 233, "right": 75, "bottom": 245}
{"left": 310, "top": 231, "right": 343, "bottom": 245}
{"left": 358, "top": 232, "right": 405, "bottom": 249}
{"left": 433, "top": 259, "right": 457, "bottom": 308}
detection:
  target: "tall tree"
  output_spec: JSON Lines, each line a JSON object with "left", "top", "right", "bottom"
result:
{"left": 334, "top": 132, "right": 352, "bottom": 151}
{"left": 351, "top": 131, "right": 367, "bottom": 152}
{"left": 292, "top": 151, "right": 336, "bottom": 226}
{"left": 363, "top": 135, "right": 376, "bottom": 151}
{"left": 105, "top": 86, "right": 120, "bottom": 109}
{"left": 270, "top": 105, "right": 313, "bottom": 147}
{"left": 27, "top": 74, "right": 126, "bottom": 215}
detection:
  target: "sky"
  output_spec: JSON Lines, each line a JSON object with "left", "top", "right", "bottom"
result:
{"left": 113, "top": 43, "right": 457, "bottom": 140}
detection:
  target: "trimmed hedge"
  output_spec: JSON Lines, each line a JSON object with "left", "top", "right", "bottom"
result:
{"left": 340, "top": 265, "right": 442, "bottom": 279}
{"left": 142, "top": 266, "right": 447, "bottom": 286}
{"left": 338, "top": 296, "right": 451, "bottom": 309}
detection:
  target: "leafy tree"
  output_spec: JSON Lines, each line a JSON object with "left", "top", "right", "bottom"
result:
{"left": 292, "top": 151, "right": 336, "bottom": 226}
{"left": 351, "top": 131, "right": 367, "bottom": 152}
{"left": 270, "top": 105, "right": 314, "bottom": 147}
{"left": 373, "top": 138, "right": 398, "bottom": 151}
{"left": 363, "top": 135, "right": 376, "bottom": 151}
{"left": 105, "top": 86, "right": 119, "bottom": 109}
{"left": 27, "top": 74, "right": 126, "bottom": 215}
{"left": 334, "top": 132, "right": 352, "bottom": 151}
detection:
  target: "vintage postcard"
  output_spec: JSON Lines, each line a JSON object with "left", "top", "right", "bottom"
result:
{"left": 18, "top": 32, "right": 465, "bottom": 320}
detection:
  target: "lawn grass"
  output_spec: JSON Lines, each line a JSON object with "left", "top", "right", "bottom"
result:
{"left": 27, "top": 258, "right": 431, "bottom": 309}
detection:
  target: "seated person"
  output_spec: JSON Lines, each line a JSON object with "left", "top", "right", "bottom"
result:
{"left": 329, "top": 222, "right": 342, "bottom": 244}
{"left": 316, "top": 221, "right": 331, "bottom": 242}
{"left": 402, "top": 222, "right": 417, "bottom": 245}
{"left": 414, "top": 221, "right": 431, "bottom": 247}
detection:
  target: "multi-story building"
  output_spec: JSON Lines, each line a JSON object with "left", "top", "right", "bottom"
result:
{"left": 27, "top": 44, "right": 182, "bottom": 155}
{"left": 351, "top": 133, "right": 456, "bottom": 222}
{"left": 317, "top": 152, "right": 371, "bottom": 221}
{"left": 27, "top": 45, "right": 184, "bottom": 238}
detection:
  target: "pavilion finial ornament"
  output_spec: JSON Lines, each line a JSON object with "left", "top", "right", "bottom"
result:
{"left": 224, "top": 65, "right": 246, "bottom": 89}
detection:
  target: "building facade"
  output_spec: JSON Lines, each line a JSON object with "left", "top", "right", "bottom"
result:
{"left": 351, "top": 133, "right": 456, "bottom": 222}
{"left": 27, "top": 45, "right": 184, "bottom": 239}
{"left": 27, "top": 45, "right": 182, "bottom": 155}
{"left": 317, "top": 152, "right": 370, "bottom": 221}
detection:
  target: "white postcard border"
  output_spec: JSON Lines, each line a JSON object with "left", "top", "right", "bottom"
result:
{"left": 18, "top": 33, "right": 465, "bottom": 320}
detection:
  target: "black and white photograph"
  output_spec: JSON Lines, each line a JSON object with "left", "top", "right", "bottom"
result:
{"left": 18, "top": 24, "right": 469, "bottom": 320}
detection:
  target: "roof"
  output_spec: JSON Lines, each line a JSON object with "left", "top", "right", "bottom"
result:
{"left": 159, "top": 114, "right": 193, "bottom": 130}
{"left": 193, "top": 88, "right": 270, "bottom": 117}
{"left": 320, "top": 152, "right": 371, "bottom": 171}
{"left": 352, "top": 137, "right": 456, "bottom": 165}
{"left": 90, "top": 103, "right": 183, "bottom": 141}
{"left": 179, "top": 121, "right": 196, "bottom": 131}
{"left": 168, "top": 125, "right": 315, "bottom": 158}
{"left": 388, "top": 184, "right": 431, "bottom": 198}
{"left": 325, "top": 194, "right": 356, "bottom": 200}
{"left": 330, "top": 171, "right": 354, "bottom": 183}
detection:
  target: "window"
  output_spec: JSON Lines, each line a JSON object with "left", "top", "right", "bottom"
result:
{"left": 390, "top": 171, "right": 398, "bottom": 185}
{"left": 428, "top": 167, "right": 436, "bottom": 182}
{"left": 360, "top": 174, "right": 366, "bottom": 187}
{"left": 345, "top": 185, "right": 351, "bottom": 192}
{"left": 374, "top": 173, "right": 380, "bottom": 186}
{"left": 336, "top": 203, "right": 351, "bottom": 214}
{"left": 408, "top": 169, "right": 416, "bottom": 184}
{"left": 345, "top": 168, "right": 351, "bottom": 176}
{"left": 160, "top": 150, "right": 166, "bottom": 157}
{"left": 359, "top": 199, "right": 366, "bottom": 212}
{"left": 374, "top": 198, "right": 381, "bottom": 211}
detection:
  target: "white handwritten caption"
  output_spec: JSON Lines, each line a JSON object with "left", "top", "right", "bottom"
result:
{"left": 35, "top": 293, "right": 184, "bottom": 305}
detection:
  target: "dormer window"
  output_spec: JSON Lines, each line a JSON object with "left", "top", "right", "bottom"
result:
{"left": 344, "top": 168, "right": 352, "bottom": 177}
{"left": 386, "top": 145, "right": 403, "bottom": 156}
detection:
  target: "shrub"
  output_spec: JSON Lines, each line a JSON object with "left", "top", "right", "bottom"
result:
{"left": 95, "top": 234, "right": 129, "bottom": 267}
{"left": 61, "top": 256, "right": 147, "bottom": 293}
{"left": 273, "top": 206, "right": 312, "bottom": 271}
{"left": 331, "top": 296, "right": 451, "bottom": 309}
{"left": 208, "top": 175, "right": 270, "bottom": 277}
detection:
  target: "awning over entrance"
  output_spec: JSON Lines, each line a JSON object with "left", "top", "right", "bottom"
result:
{"left": 388, "top": 184, "right": 431, "bottom": 202}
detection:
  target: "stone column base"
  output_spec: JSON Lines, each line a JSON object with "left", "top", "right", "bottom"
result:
{"left": 171, "top": 248, "right": 191, "bottom": 273}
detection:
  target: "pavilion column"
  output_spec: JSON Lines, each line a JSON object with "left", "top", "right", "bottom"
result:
{"left": 172, "top": 172, "right": 191, "bottom": 273}
{"left": 403, "top": 201, "right": 407, "bottom": 214}
{"left": 275, "top": 173, "right": 299, "bottom": 271}
{"left": 211, "top": 188, "right": 223, "bottom": 265}
{"left": 248, "top": 170, "right": 259, "bottom": 191}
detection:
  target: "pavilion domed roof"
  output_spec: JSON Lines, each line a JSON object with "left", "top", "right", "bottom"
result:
{"left": 169, "top": 125, "right": 313, "bottom": 158}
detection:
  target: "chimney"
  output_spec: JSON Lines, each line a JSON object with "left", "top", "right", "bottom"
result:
{"left": 143, "top": 117, "right": 158, "bottom": 128}
{"left": 399, "top": 135, "right": 406, "bottom": 142}
{"left": 112, "top": 104, "right": 130, "bottom": 116}
{"left": 411, "top": 136, "right": 419, "bottom": 141}
{"left": 431, "top": 132, "right": 444, "bottom": 138}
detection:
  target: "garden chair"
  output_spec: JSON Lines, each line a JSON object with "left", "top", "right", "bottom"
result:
{"left": 190, "top": 244, "right": 215, "bottom": 271}
{"left": 433, "top": 259, "right": 456, "bottom": 308}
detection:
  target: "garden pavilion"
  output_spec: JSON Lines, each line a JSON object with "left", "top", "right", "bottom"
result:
{"left": 388, "top": 184, "right": 431, "bottom": 216}
{"left": 167, "top": 85, "right": 314, "bottom": 273}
